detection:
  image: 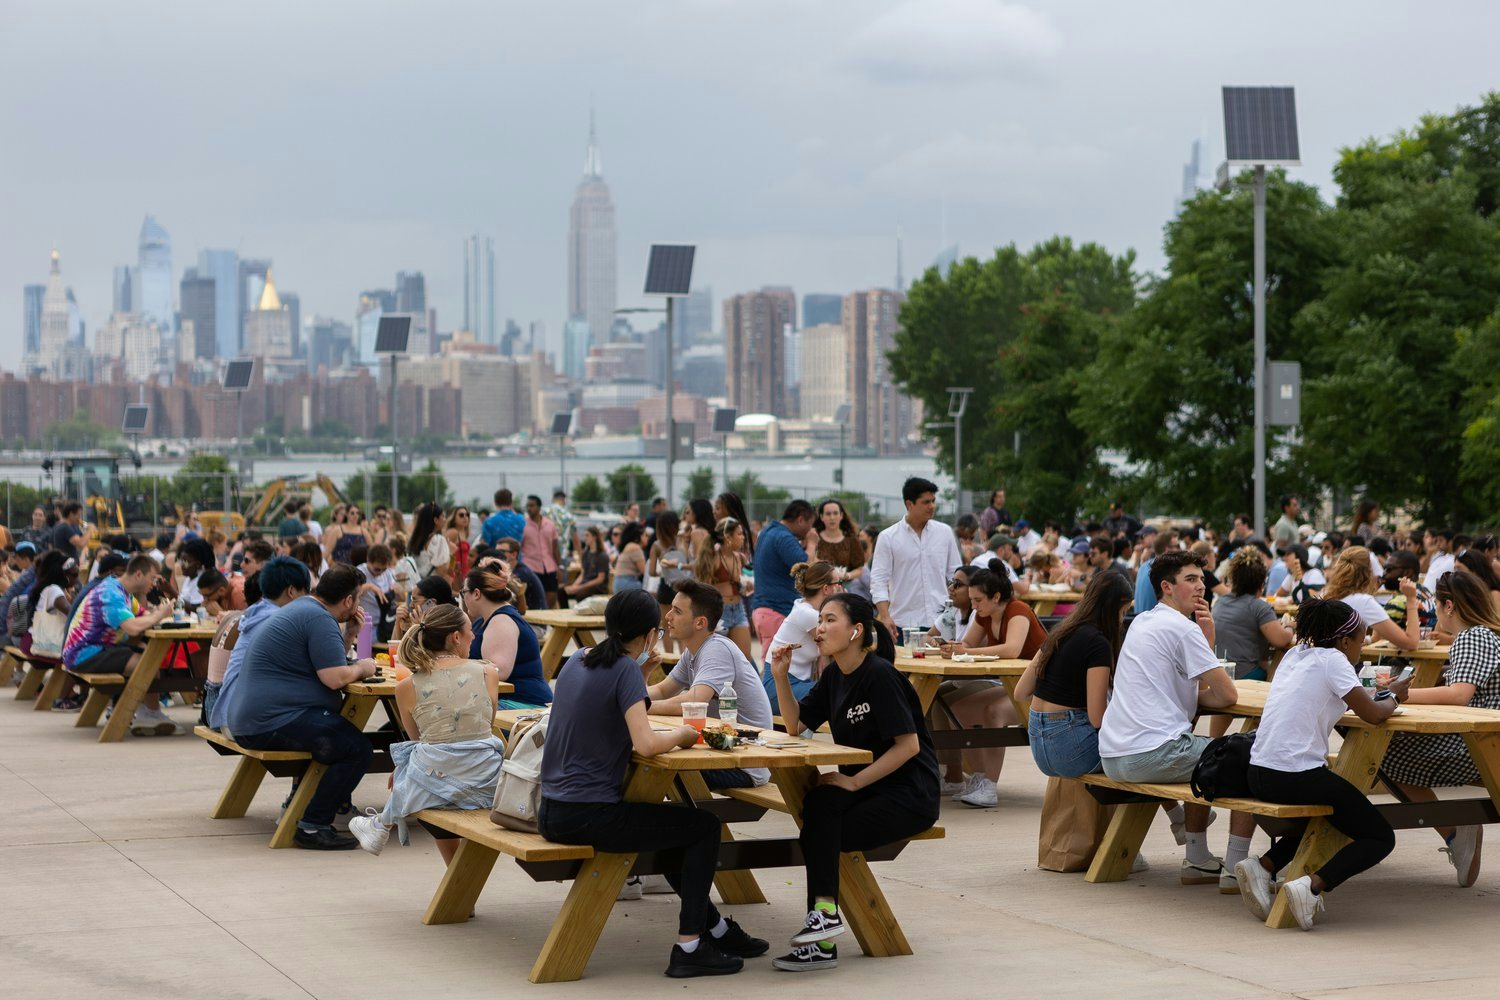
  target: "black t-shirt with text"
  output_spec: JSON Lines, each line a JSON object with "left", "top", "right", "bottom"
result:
{"left": 1034, "top": 623, "right": 1112, "bottom": 710}
{"left": 797, "top": 654, "right": 940, "bottom": 819}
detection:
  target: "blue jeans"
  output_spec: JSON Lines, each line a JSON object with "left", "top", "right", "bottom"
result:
{"left": 1028, "top": 709, "right": 1102, "bottom": 779}
{"left": 762, "top": 666, "right": 816, "bottom": 715}
{"left": 235, "top": 707, "right": 374, "bottom": 828}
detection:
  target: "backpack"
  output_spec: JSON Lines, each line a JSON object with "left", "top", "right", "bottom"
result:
{"left": 7, "top": 593, "right": 33, "bottom": 639}
{"left": 491, "top": 713, "right": 548, "bottom": 833}
{"left": 1190, "top": 731, "right": 1256, "bottom": 802}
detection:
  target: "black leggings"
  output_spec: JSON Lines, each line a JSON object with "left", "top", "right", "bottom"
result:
{"left": 539, "top": 797, "right": 721, "bottom": 937}
{"left": 1247, "top": 764, "right": 1395, "bottom": 891}
{"left": 800, "top": 785, "right": 937, "bottom": 910}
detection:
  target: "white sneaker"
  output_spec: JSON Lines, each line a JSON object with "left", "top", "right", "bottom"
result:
{"left": 1441, "top": 826, "right": 1483, "bottom": 887}
{"left": 1181, "top": 856, "right": 1225, "bottom": 885}
{"left": 617, "top": 876, "right": 643, "bottom": 901}
{"left": 940, "top": 776, "right": 969, "bottom": 797}
{"left": 955, "top": 775, "right": 998, "bottom": 808}
{"left": 1281, "top": 875, "right": 1324, "bottom": 930}
{"left": 639, "top": 873, "right": 675, "bottom": 894}
{"left": 1168, "top": 806, "right": 1218, "bottom": 846}
{"left": 1130, "top": 853, "right": 1151, "bottom": 873}
{"left": 130, "top": 707, "right": 178, "bottom": 737}
{"left": 349, "top": 809, "right": 390, "bottom": 856}
{"left": 1218, "top": 871, "right": 1240, "bottom": 894}
{"left": 1235, "top": 857, "right": 1276, "bottom": 920}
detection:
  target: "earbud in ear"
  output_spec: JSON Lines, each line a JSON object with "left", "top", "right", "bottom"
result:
{"left": 851, "top": 630, "right": 858, "bottom": 642}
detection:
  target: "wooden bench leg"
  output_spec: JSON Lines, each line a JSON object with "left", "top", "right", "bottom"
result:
{"left": 76, "top": 688, "right": 111, "bottom": 728}
{"left": 1084, "top": 801, "right": 1156, "bottom": 883}
{"left": 0, "top": 651, "right": 17, "bottom": 687}
{"left": 676, "top": 772, "right": 767, "bottom": 906}
{"left": 35, "top": 667, "right": 67, "bottom": 710}
{"left": 213, "top": 757, "right": 271, "bottom": 819}
{"left": 270, "top": 762, "right": 327, "bottom": 848}
{"left": 422, "top": 838, "right": 503, "bottom": 925}
{"left": 538, "top": 626, "right": 573, "bottom": 680}
{"left": 836, "top": 850, "right": 912, "bottom": 957}
{"left": 16, "top": 664, "right": 46, "bottom": 701}
{"left": 530, "top": 852, "right": 636, "bottom": 983}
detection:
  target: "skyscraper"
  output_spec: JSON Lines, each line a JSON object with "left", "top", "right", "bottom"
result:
{"left": 180, "top": 269, "right": 217, "bottom": 360}
{"left": 672, "top": 287, "right": 713, "bottom": 348}
{"left": 842, "top": 288, "right": 908, "bottom": 454}
{"left": 463, "top": 236, "right": 495, "bottom": 343}
{"left": 799, "top": 323, "right": 846, "bottom": 421}
{"left": 562, "top": 317, "right": 591, "bottom": 382}
{"left": 244, "top": 269, "right": 294, "bottom": 358}
{"left": 723, "top": 287, "right": 795, "bottom": 416}
{"left": 567, "top": 111, "right": 617, "bottom": 349}
{"left": 197, "top": 249, "right": 240, "bottom": 358}
{"left": 112, "top": 266, "right": 134, "bottom": 315}
{"left": 1177, "top": 138, "right": 1206, "bottom": 215}
{"left": 239, "top": 258, "right": 271, "bottom": 349}
{"left": 39, "top": 249, "right": 70, "bottom": 373}
{"left": 135, "top": 215, "right": 174, "bottom": 337}
{"left": 307, "top": 316, "right": 354, "bottom": 371}
{"left": 23, "top": 284, "right": 44, "bottom": 355}
{"left": 802, "top": 294, "right": 841, "bottom": 328}
{"left": 356, "top": 288, "right": 395, "bottom": 367}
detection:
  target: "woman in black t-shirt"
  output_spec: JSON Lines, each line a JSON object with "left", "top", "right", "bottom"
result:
{"left": 768, "top": 593, "right": 939, "bottom": 973}
{"left": 1014, "top": 572, "right": 1134, "bottom": 778}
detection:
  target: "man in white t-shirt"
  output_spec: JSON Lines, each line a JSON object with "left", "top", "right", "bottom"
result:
{"left": 1099, "top": 549, "right": 1248, "bottom": 886}
{"left": 1422, "top": 528, "right": 1455, "bottom": 591}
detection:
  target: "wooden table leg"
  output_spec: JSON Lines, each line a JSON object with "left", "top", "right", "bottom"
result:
{"left": 35, "top": 665, "right": 68, "bottom": 710}
{"left": 676, "top": 772, "right": 768, "bottom": 906}
{"left": 76, "top": 687, "right": 111, "bottom": 728}
{"left": 1462, "top": 732, "right": 1500, "bottom": 805}
{"left": 1265, "top": 727, "right": 1391, "bottom": 928}
{"left": 1084, "top": 801, "right": 1156, "bottom": 883}
{"left": 0, "top": 649, "right": 18, "bottom": 686}
{"left": 423, "top": 838, "right": 502, "bottom": 925}
{"left": 212, "top": 757, "right": 271, "bottom": 818}
{"left": 270, "top": 693, "right": 381, "bottom": 848}
{"left": 539, "top": 626, "right": 574, "bottom": 680}
{"left": 1415, "top": 661, "right": 1443, "bottom": 688}
{"left": 907, "top": 674, "right": 942, "bottom": 715}
{"left": 530, "top": 764, "right": 675, "bottom": 984}
{"left": 772, "top": 766, "right": 913, "bottom": 958}
{"left": 1034, "top": 599, "right": 1058, "bottom": 616}
{"left": 99, "top": 638, "right": 170, "bottom": 743}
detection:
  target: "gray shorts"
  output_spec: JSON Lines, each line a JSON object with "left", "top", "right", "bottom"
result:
{"left": 1102, "top": 732, "right": 1211, "bottom": 783}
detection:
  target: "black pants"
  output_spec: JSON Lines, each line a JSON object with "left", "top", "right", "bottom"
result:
{"left": 540, "top": 797, "right": 722, "bottom": 937}
{"left": 236, "top": 708, "right": 373, "bottom": 828}
{"left": 1248, "top": 763, "right": 1395, "bottom": 891}
{"left": 800, "top": 784, "right": 936, "bottom": 909}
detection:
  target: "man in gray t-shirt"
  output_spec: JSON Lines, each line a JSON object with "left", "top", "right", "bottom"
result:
{"left": 652, "top": 582, "right": 774, "bottom": 787}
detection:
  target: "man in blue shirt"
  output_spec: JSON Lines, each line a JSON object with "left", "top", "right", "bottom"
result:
{"left": 750, "top": 500, "right": 816, "bottom": 662}
{"left": 481, "top": 489, "right": 526, "bottom": 547}
{"left": 490, "top": 539, "right": 547, "bottom": 612}
{"left": 1134, "top": 528, "right": 1169, "bottom": 615}
{"left": 227, "top": 564, "right": 378, "bottom": 850}
{"left": 0, "top": 541, "right": 38, "bottom": 645}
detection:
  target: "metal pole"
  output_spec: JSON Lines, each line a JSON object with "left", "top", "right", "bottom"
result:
{"left": 557, "top": 434, "right": 566, "bottom": 493}
{"left": 839, "top": 423, "right": 846, "bottom": 489}
{"left": 389, "top": 354, "right": 400, "bottom": 511}
{"left": 954, "top": 411, "right": 963, "bottom": 517}
{"left": 664, "top": 297, "right": 675, "bottom": 505}
{"left": 1253, "top": 165, "right": 1267, "bottom": 538}
{"left": 722, "top": 434, "right": 729, "bottom": 493}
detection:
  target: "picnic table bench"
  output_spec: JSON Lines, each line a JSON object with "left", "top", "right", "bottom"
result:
{"left": 89, "top": 624, "right": 219, "bottom": 742}
{"left": 8, "top": 646, "right": 60, "bottom": 702}
{"left": 416, "top": 709, "right": 941, "bottom": 983}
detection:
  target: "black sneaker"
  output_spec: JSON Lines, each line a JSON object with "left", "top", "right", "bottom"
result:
{"left": 773, "top": 943, "right": 838, "bottom": 972}
{"left": 705, "top": 917, "right": 769, "bottom": 958}
{"left": 664, "top": 941, "right": 744, "bottom": 978}
{"left": 791, "top": 907, "right": 846, "bottom": 946}
{"left": 293, "top": 827, "right": 359, "bottom": 851}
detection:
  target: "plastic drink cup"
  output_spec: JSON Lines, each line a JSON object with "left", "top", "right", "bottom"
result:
{"left": 1373, "top": 665, "right": 1392, "bottom": 690}
{"left": 683, "top": 701, "right": 709, "bottom": 743}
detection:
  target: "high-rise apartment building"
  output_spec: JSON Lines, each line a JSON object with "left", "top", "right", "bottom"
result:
{"left": 179, "top": 270, "right": 217, "bottom": 360}
{"left": 723, "top": 286, "right": 795, "bottom": 416}
{"left": 562, "top": 317, "right": 591, "bottom": 382}
{"left": 463, "top": 236, "right": 495, "bottom": 344}
{"left": 197, "top": 249, "right": 240, "bottom": 358}
{"left": 799, "top": 323, "right": 845, "bottom": 421}
{"left": 567, "top": 112, "right": 617, "bottom": 350}
{"left": 135, "top": 216, "right": 174, "bottom": 338}
{"left": 802, "top": 293, "right": 841, "bottom": 329}
{"left": 23, "top": 285, "right": 44, "bottom": 355}
{"left": 842, "top": 288, "right": 909, "bottom": 454}
{"left": 112, "top": 266, "right": 134, "bottom": 315}
{"left": 307, "top": 316, "right": 354, "bottom": 371}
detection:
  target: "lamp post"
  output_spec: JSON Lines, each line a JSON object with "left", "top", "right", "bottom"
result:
{"left": 834, "top": 402, "right": 851, "bottom": 488}
{"left": 374, "top": 316, "right": 412, "bottom": 512}
{"left": 641, "top": 243, "right": 696, "bottom": 508}
{"left": 946, "top": 387, "right": 973, "bottom": 515}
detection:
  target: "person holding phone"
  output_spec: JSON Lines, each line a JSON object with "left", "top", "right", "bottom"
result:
{"left": 1234, "top": 599, "right": 1399, "bottom": 930}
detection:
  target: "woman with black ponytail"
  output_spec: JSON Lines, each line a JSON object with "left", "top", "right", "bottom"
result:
{"left": 538, "top": 587, "right": 768, "bottom": 978}
{"left": 768, "top": 592, "right": 939, "bottom": 972}
{"left": 1234, "top": 598, "right": 1398, "bottom": 930}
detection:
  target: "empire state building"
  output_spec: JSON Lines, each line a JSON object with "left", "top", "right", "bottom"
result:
{"left": 567, "top": 112, "right": 617, "bottom": 350}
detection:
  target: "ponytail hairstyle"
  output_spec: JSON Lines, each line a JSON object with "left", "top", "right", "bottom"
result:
{"left": 1293, "top": 598, "right": 1365, "bottom": 649}
{"left": 582, "top": 588, "right": 661, "bottom": 668}
{"left": 790, "top": 560, "right": 838, "bottom": 599}
{"left": 1322, "top": 546, "right": 1376, "bottom": 601}
{"left": 465, "top": 567, "right": 515, "bottom": 606}
{"left": 969, "top": 563, "right": 1015, "bottom": 604}
{"left": 693, "top": 517, "right": 727, "bottom": 583}
{"left": 822, "top": 592, "right": 896, "bottom": 662}
{"left": 715, "top": 493, "right": 755, "bottom": 555}
{"left": 397, "top": 601, "right": 470, "bottom": 672}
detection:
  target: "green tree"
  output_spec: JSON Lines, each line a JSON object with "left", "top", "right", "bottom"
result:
{"left": 158, "top": 454, "right": 239, "bottom": 511}
{"left": 1456, "top": 309, "right": 1500, "bottom": 521}
{"left": 572, "top": 475, "right": 605, "bottom": 506}
{"left": 342, "top": 460, "right": 451, "bottom": 512}
{"left": 681, "top": 466, "right": 716, "bottom": 505}
{"left": 607, "top": 464, "right": 657, "bottom": 505}
{"left": 727, "top": 470, "right": 792, "bottom": 521}
{"left": 825, "top": 489, "right": 881, "bottom": 525}
{"left": 890, "top": 239, "right": 1137, "bottom": 524}
{"left": 1075, "top": 173, "right": 1340, "bottom": 523}
{"left": 40, "top": 410, "right": 122, "bottom": 451}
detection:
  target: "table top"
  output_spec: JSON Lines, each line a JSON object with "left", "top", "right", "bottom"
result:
{"left": 893, "top": 653, "right": 1029, "bottom": 678}
{"left": 346, "top": 676, "right": 515, "bottom": 697}
{"left": 1363, "top": 641, "right": 1450, "bottom": 662}
{"left": 145, "top": 624, "right": 219, "bottom": 640}
{"left": 1222, "top": 679, "right": 1500, "bottom": 733}
{"left": 494, "top": 708, "right": 870, "bottom": 771}
{"left": 524, "top": 610, "right": 605, "bottom": 628}
{"left": 1019, "top": 589, "right": 1082, "bottom": 603}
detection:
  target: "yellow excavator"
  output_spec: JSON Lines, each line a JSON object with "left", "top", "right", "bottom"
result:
{"left": 238, "top": 475, "right": 347, "bottom": 529}
{"left": 43, "top": 453, "right": 175, "bottom": 542}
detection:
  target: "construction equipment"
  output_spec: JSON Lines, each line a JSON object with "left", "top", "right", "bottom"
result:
{"left": 42, "top": 453, "right": 174, "bottom": 542}
{"left": 240, "top": 475, "right": 346, "bottom": 528}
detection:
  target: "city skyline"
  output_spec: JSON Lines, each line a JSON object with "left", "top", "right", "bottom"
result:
{"left": 4, "top": 2, "right": 1499, "bottom": 361}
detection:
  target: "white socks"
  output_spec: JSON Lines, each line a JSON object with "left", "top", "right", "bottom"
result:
{"left": 678, "top": 937, "right": 700, "bottom": 953}
{"left": 1165, "top": 804, "right": 1186, "bottom": 827}
{"left": 1184, "top": 831, "right": 1213, "bottom": 865}
{"left": 1225, "top": 834, "right": 1253, "bottom": 872}
{"left": 709, "top": 917, "right": 729, "bottom": 938}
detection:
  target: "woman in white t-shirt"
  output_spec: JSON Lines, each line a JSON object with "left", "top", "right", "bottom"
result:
{"left": 1234, "top": 599, "right": 1398, "bottom": 931}
{"left": 1321, "top": 545, "right": 1419, "bottom": 651}
{"left": 763, "top": 561, "right": 841, "bottom": 713}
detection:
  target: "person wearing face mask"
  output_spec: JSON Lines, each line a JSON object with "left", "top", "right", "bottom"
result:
{"left": 539, "top": 588, "right": 770, "bottom": 979}
{"left": 226, "top": 564, "right": 379, "bottom": 850}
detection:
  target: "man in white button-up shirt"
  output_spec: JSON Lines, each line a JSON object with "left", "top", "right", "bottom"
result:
{"left": 871, "top": 477, "right": 963, "bottom": 640}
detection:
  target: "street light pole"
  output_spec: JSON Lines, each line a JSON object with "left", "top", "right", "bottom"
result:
{"left": 389, "top": 353, "right": 400, "bottom": 510}
{"left": 665, "top": 297, "right": 675, "bottom": 506}
{"left": 946, "top": 387, "right": 974, "bottom": 515}
{"left": 1252, "top": 165, "right": 1267, "bottom": 538}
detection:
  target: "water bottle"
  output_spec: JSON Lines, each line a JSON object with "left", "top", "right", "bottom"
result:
{"left": 357, "top": 614, "right": 374, "bottom": 660}
{"left": 719, "top": 681, "right": 738, "bottom": 726}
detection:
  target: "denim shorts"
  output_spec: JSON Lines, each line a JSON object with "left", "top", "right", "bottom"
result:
{"left": 717, "top": 598, "right": 749, "bottom": 632}
{"left": 1028, "top": 709, "right": 1102, "bottom": 779}
{"left": 1102, "top": 732, "right": 1211, "bottom": 784}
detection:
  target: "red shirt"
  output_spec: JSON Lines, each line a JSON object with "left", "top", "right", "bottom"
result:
{"left": 521, "top": 517, "right": 560, "bottom": 574}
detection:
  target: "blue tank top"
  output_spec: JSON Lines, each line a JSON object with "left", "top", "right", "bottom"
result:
{"left": 470, "top": 603, "right": 552, "bottom": 707}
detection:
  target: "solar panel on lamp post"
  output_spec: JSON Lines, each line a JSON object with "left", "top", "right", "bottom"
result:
{"left": 551, "top": 411, "right": 573, "bottom": 495}
{"left": 223, "top": 359, "right": 255, "bottom": 483}
{"left": 122, "top": 404, "right": 150, "bottom": 473}
{"left": 1221, "top": 86, "right": 1300, "bottom": 538}
{"left": 712, "top": 407, "right": 738, "bottom": 492}
{"left": 374, "top": 316, "right": 412, "bottom": 511}
{"left": 642, "top": 244, "right": 696, "bottom": 505}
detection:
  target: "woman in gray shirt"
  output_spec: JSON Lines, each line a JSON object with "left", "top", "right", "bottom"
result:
{"left": 1209, "top": 549, "right": 1294, "bottom": 738}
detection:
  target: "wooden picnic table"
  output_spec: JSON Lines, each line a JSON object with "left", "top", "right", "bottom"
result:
{"left": 893, "top": 651, "right": 1031, "bottom": 752}
{"left": 1362, "top": 640, "right": 1451, "bottom": 688}
{"left": 97, "top": 623, "right": 218, "bottom": 743}
{"left": 524, "top": 609, "right": 604, "bottom": 678}
{"left": 454, "top": 708, "right": 929, "bottom": 982}
{"left": 1019, "top": 589, "right": 1082, "bottom": 616}
{"left": 1217, "top": 679, "right": 1500, "bottom": 929}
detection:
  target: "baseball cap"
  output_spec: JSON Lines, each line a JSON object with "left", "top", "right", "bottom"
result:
{"left": 1015, "top": 518, "right": 1030, "bottom": 530}
{"left": 1069, "top": 537, "right": 1091, "bottom": 556}
{"left": 15, "top": 541, "right": 36, "bottom": 556}
{"left": 987, "top": 534, "right": 1017, "bottom": 551}
{"left": 1139, "top": 525, "right": 1159, "bottom": 538}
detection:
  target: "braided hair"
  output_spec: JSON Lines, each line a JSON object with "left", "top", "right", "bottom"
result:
{"left": 1293, "top": 598, "right": 1364, "bottom": 648}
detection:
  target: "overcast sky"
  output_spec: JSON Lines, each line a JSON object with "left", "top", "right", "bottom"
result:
{"left": 3, "top": 0, "right": 1497, "bottom": 362}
